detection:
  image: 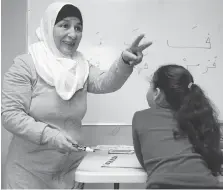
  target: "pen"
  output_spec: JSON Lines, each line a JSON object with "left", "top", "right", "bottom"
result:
{"left": 72, "top": 143, "right": 95, "bottom": 152}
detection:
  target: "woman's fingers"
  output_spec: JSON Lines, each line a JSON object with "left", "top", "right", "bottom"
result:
{"left": 138, "top": 41, "right": 153, "bottom": 52}
{"left": 59, "top": 140, "right": 79, "bottom": 153}
{"left": 135, "top": 51, "right": 143, "bottom": 63}
{"left": 67, "top": 143, "right": 79, "bottom": 152}
{"left": 130, "top": 34, "right": 145, "bottom": 48}
{"left": 122, "top": 50, "right": 137, "bottom": 61}
{"left": 123, "top": 34, "right": 153, "bottom": 66}
{"left": 54, "top": 132, "right": 79, "bottom": 152}
{"left": 65, "top": 134, "right": 77, "bottom": 144}
{"left": 64, "top": 135, "right": 79, "bottom": 152}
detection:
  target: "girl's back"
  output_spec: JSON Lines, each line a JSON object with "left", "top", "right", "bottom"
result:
{"left": 133, "top": 106, "right": 220, "bottom": 188}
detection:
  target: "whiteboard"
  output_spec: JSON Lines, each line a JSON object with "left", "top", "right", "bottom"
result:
{"left": 28, "top": 0, "right": 223, "bottom": 125}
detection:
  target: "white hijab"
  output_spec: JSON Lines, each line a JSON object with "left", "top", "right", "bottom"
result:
{"left": 29, "top": 2, "right": 89, "bottom": 100}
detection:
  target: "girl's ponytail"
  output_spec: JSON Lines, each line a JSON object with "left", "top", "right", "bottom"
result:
{"left": 176, "top": 83, "right": 223, "bottom": 176}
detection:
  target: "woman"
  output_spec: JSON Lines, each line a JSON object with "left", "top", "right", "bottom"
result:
{"left": 1, "top": 2, "right": 152, "bottom": 189}
{"left": 132, "top": 64, "right": 223, "bottom": 189}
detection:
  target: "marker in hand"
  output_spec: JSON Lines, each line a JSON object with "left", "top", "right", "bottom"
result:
{"left": 72, "top": 143, "right": 95, "bottom": 152}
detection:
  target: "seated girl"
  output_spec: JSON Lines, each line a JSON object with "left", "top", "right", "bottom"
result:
{"left": 132, "top": 64, "right": 223, "bottom": 189}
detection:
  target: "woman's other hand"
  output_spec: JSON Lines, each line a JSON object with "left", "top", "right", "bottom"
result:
{"left": 42, "top": 126, "right": 78, "bottom": 154}
{"left": 122, "top": 34, "right": 152, "bottom": 66}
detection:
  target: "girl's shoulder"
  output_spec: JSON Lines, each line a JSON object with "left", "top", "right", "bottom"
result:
{"left": 133, "top": 107, "right": 173, "bottom": 126}
{"left": 133, "top": 108, "right": 151, "bottom": 121}
{"left": 134, "top": 107, "right": 157, "bottom": 117}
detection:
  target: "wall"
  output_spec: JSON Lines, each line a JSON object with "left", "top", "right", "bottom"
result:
{"left": 1, "top": 0, "right": 27, "bottom": 188}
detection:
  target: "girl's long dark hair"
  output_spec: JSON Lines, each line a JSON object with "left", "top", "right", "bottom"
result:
{"left": 152, "top": 64, "right": 223, "bottom": 176}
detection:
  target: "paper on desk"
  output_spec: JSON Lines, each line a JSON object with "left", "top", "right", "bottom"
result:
{"left": 94, "top": 145, "right": 134, "bottom": 151}
{"left": 101, "top": 154, "right": 142, "bottom": 169}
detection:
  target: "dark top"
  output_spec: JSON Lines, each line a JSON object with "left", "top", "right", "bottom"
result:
{"left": 132, "top": 106, "right": 220, "bottom": 188}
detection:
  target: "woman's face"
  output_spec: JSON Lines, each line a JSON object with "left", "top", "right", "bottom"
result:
{"left": 53, "top": 17, "right": 82, "bottom": 57}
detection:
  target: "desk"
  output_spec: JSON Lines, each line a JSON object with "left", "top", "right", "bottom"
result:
{"left": 75, "top": 150, "right": 223, "bottom": 189}
{"left": 75, "top": 150, "right": 146, "bottom": 189}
